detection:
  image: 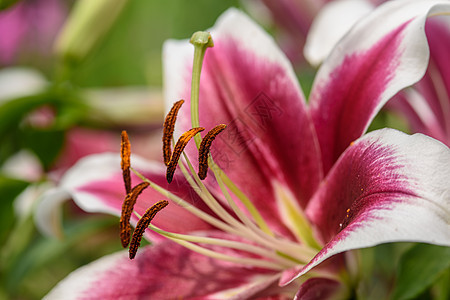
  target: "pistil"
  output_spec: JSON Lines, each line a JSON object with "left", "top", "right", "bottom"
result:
{"left": 189, "top": 31, "right": 214, "bottom": 147}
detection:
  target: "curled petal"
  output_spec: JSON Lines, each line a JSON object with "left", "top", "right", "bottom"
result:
{"left": 282, "top": 129, "right": 450, "bottom": 285}
{"left": 309, "top": 0, "right": 450, "bottom": 174}
{"left": 44, "top": 235, "right": 278, "bottom": 299}
{"left": 304, "top": 0, "right": 374, "bottom": 66}
{"left": 388, "top": 18, "right": 450, "bottom": 146}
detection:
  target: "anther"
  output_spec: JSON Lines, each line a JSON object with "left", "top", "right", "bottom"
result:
{"left": 121, "top": 130, "right": 131, "bottom": 195}
{"left": 129, "top": 200, "right": 169, "bottom": 259}
{"left": 163, "top": 100, "right": 185, "bottom": 166}
{"left": 166, "top": 127, "right": 205, "bottom": 183}
{"left": 120, "top": 182, "right": 150, "bottom": 248}
{"left": 198, "top": 124, "right": 227, "bottom": 180}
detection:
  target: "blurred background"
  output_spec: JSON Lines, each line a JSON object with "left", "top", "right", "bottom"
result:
{"left": 0, "top": 1, "right": 448, "bottom": 299}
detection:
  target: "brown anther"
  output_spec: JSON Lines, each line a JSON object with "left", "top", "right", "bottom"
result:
{"left": 163, "top": 100, "right": 185, "bottom": 166}
{"left": 129, "top": 200, "right": 169, "bottom": 259}
{"left": 121, "top": 130, "right": 132, "bottom": 195}
{"left": 166, "top": 127, "right": 205, "bottom": 183}
{"left": 120, "top": 182, "right": 150, "bottom": 248}
{"left": 198, "top": 124, "right": 227, "bottom": 180}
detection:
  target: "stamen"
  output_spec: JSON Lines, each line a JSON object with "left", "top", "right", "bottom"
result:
{"left": 180, "top": 154, "right": 316, "bottom": 263}
{"left": 132, "top": 167, "right": 241, "bottom": 236}
{"left": 162, "top": 235, "right": 285, "bottom": 270}
{"left": 129, "top": 200, "right": 169, "bottom": 259}
{"left": 149, "top": 224, "right": 296, "bottom": 268}
{"left": 120, "top": 130, "right": 131, "bottom": 194}
{"left": 119, "top": 182, "right": 150, "bottom": 248}
{"left": 162, "top": 100, "right": 185, "bottom": 166}
{"left": 198, "top": 124, "right": 227, "bottom": 180}
{"left": 166, "top": 127, "right": 204, "bottom": 183}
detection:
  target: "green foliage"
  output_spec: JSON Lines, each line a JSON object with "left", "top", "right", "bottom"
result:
{"left": 3, "top": 215, "right": 120, "bottom": 299}
{"left": 392, "top": 244, "right": 450, "bottom": 300}
{"left": 69, "top": 0, "right": 240, "bottom": 87}
{"left": 0, "top": 176, "right": 28, "bottom": 242}
{"left": 0, "top": 0, "right": 19, "bottom": 10}
{"left": 20, "top": 128, "right": 65, "bottom": 169}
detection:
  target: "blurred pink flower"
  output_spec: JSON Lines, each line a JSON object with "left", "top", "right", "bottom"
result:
{"left": 0, "top": 0, "right": 66, "bottom": 64}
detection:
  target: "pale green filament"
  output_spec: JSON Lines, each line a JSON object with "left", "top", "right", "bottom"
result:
{"left": 275, "top": 183, "right": 321, "bottom": 250}
{"left": 149, "top": 224, "right": 296, "bottom": 268}
{"left": 132, "top": 167, "right": 237, "bottom": 235}
{"left": 211, "top": 165, "right": 317, "bottom": 262}
{"left": 161, "top": 234, "right": 285, "bottom": 271}
{"left": 190, "top": 31, "right": 214, "bottom": 147}
{"left": 209, "top": 157, "right": 274, "bottom": 236}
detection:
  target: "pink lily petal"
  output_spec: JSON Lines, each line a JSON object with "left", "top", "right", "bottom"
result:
{"left": 281, "top": 129, "right": 450, "bottom": 284}
{"left": 309, "top": 0, "right": 450, "bottom": 174}
{"left": 163, "top": 8, "right": 323, "bottom": 236}
{"left": 44, "top": 233, "right": 279, "bottom": 299}
{"left": 39, "top": 153, "right": 214, "bottom": 240}
{"left": 389, "top": 18, "right": 450, "bottom": 146}
{"left": 412, "top": 19, "right": 450, "bottom": 141}
{"left": 304, "top": 0, "right": 374, "bottom": 66}
{"left": 294, "top": 277, "right": 346, "bottom": 300}
{"left": 388, "top": 88, "right": 448, "bottom": 145}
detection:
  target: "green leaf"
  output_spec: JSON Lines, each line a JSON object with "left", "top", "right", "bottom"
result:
{"left": 392, "top": 243, "right": 450, "bottom": 300}
{"left": 0, "top": 93, "right": 54, "bottom": 164}
{"left": 20, "top": 128, "right": 65, "bottom": 169}
{"left": 70, "top": 0, "right": 241, "bottom": 87}
{"left": 5, "top": 216, "right": 119, "bottom": 297}
{"left": 0, "top": 176, "right": 29, "bottom": 242}
{"left": 0, "top": 0, "right": 19, "bottom": 10}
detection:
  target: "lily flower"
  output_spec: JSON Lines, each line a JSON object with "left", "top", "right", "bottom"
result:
{"left": 43, "top": 1, "right": 450, "bottom": 299}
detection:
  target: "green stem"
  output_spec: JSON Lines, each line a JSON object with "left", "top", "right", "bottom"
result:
{"left": 189, "top": 31, "right": 214, "bottom": 147}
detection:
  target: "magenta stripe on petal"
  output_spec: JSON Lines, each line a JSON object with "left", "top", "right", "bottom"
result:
{"left": 310, "top": 21, "right": 410, "bottom": 174}
{"left": 282, "top": 129, "right": 450, "bottom": 284}
{"left": 306, "top": 130, "right": 414, "bottom": 243}
{"left": 46, "top": 233, "right": 278, "bottom": 299}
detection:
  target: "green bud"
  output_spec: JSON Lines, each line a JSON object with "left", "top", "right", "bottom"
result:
{"left": 54, "top": 0, "right": 129, "bottom": 63}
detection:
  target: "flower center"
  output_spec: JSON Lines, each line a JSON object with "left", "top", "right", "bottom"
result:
{"left": 118, "top": 31, "right": 320, "bottom": 272}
